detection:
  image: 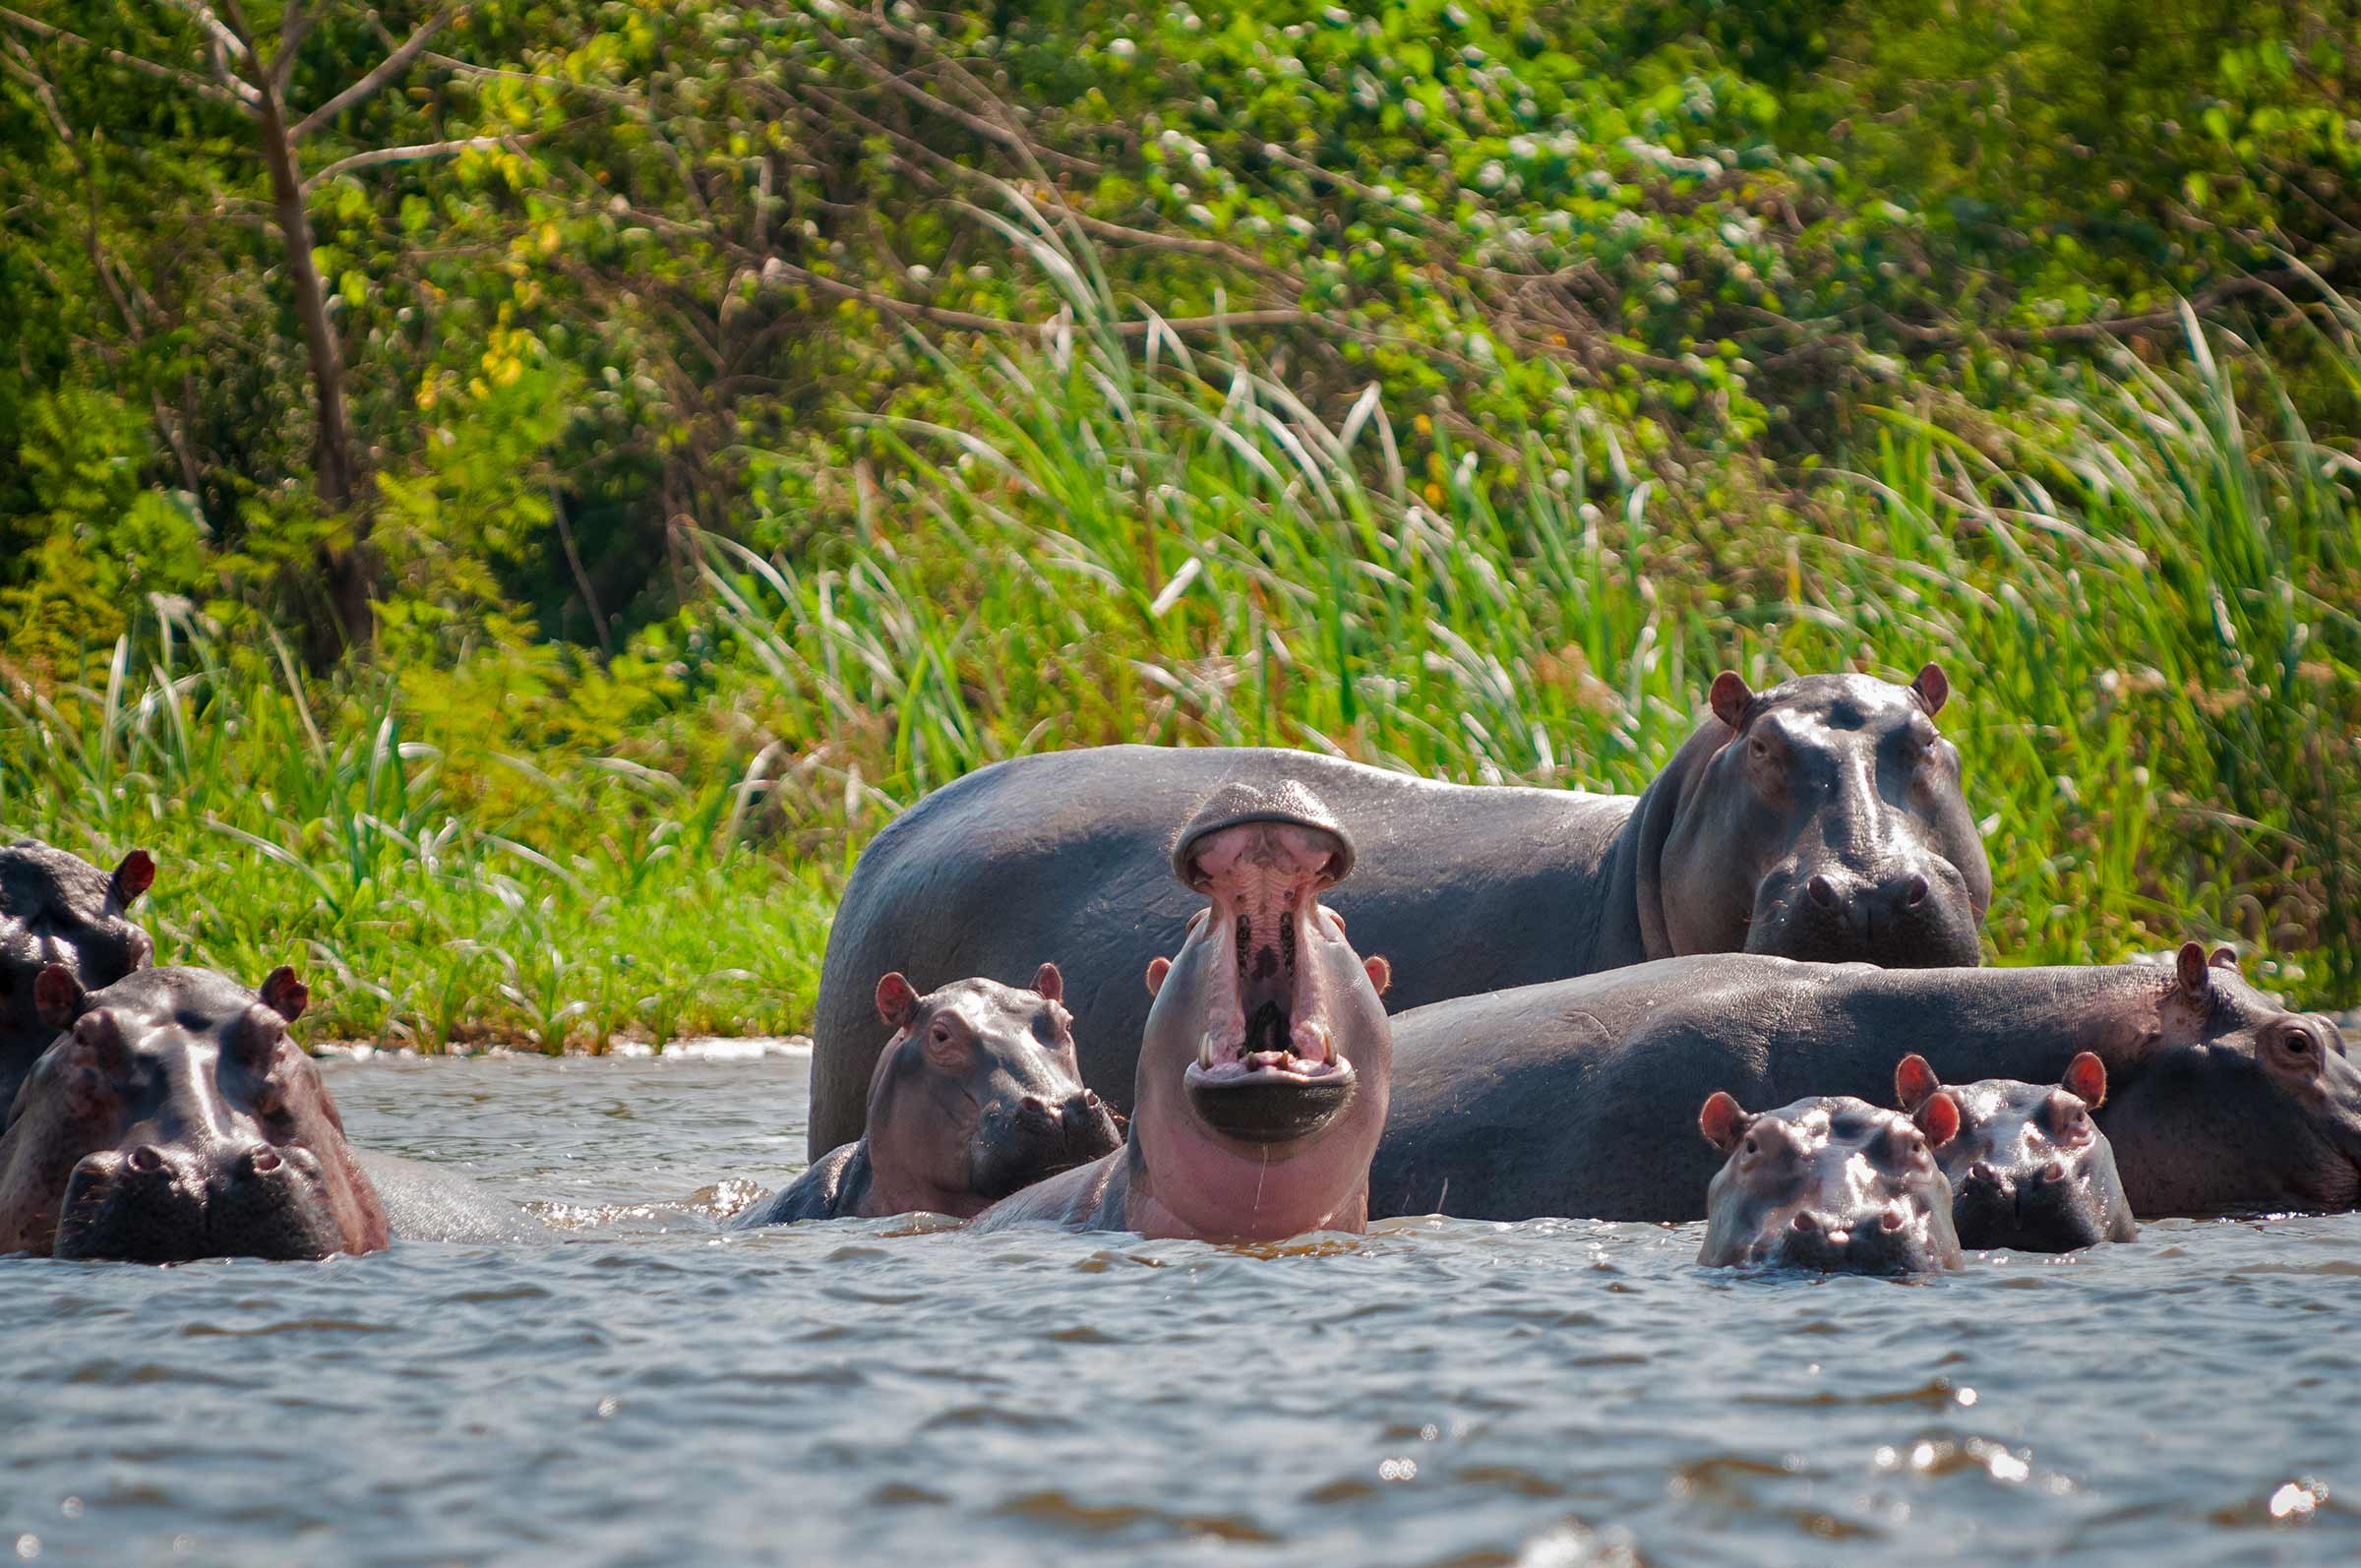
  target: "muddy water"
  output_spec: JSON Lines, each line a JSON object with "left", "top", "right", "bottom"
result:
{"left": 3, "top": 1047, "right": 2357, "bottom": 1565}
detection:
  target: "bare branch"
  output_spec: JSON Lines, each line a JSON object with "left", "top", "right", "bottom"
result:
{"left": 302, "top": 132, "right": 524, "bottom": 189}
{"left": 0, "top": 5, "right": 257, "bottom": 109}
{"left": 272, "top": 0, "right": 316, "bottom": 92}
{"left": 158, "top": 0, "right": 250, "bottom": 63}
{"left": 291, "top": 6, "right": 454, "bottom": 140}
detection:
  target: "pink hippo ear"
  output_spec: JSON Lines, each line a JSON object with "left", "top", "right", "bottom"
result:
{"left": 259, "top": 966, "right": 309, "bottom": 1023}
{"left": 34, "top": 964, "right": 87, "bottom": 1030}
{"left": 1699, "top": 1090, "right": 1752, "bottom": 1152}
{"left": 108, "top": 849, "right": 155, "bottom": 911}
{"left": 1913, "top": 1090, "right": 1962, "bottom": 1149}
{"left": 1362, "top": 955, "right": 1391, "bottom": 996}
{"left": 875, "top": 973, "right": 921, "bottom": 1031}
{"left": 1143, "top": 956, "right": 1171, "bottom": 997}
{"left": 1910, "top": 662, "right": 1950, "bottom": 717}
{"left": 2173, "top": 941, "right": 2214, "bottom": 998}
{"left": 1894, "top": 1053, "right": 1943, "bottom": 1113}
{"left": 1709, "top": 671, "right": 1753, "bottom": 731}
{"left": 2062, "top": 1052, "right": 2108, "bottom": 1108}
{"left": 1031, "top": 962, "right": 1064, "bottom": 1004}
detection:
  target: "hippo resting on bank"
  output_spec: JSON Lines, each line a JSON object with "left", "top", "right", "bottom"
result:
{"left": 1893, "top": 1053, "right": 2137, "bottom": 1251}
{"left": 971, "top": 781, "right": 1394, "bottom": 1240}
{"left": 735, "top": 965, "right": 1120, "bottom": 1225}
{"left": 1, "top": 840, "right": 156, "bottom": 1111}
{"left": 1370, "top": 943, "right": 2356, "bottom": 1223}
{"left": 1697, "top": 1090, "right": 1965, "bottom": 1273}
{"left": 811, "top": 666, "right": 1988, "bottom": 1155}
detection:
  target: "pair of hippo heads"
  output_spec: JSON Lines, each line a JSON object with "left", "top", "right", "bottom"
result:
{"left": 735, "top": 964, "right": 1120, "bottom": 1225}
{"left": 972, "top": 780, "right": 1394, "bottom": 1240}
{"left": 1, "top": 840, "right": 157, "bottom": 1110}
{"left": 807, "top": 665, "right": 1990, "bottom": 1157}
{"left": 0, "top": 965, "right": 387, "bottom": 1262}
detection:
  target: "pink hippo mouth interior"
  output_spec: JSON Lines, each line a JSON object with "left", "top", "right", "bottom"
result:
{"left": 1180, "top": 818, "right": 1355, "bottom": 1144}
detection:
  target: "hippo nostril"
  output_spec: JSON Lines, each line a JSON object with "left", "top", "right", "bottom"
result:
{"left": 1902, "top": 874, "right": 1930, "bottom": 908}
{"left": 1808, "top": 874, "right": 1840, "bottom": 910}
{"left": 1021, "top": 1096, "right": 1049, "bottom": 1115}
{"left": 1966, "top": 1161, "right": 1999, "bottom": 1187}
{"left": 1790, "top": 1211, "right": 1819, "bottom": 1233}
{"left": 128, "top": 1144, "right": 164, "bottom": 1175}
{"left": 1881, "top": 1208, "right": 1907, "bottom": 1231}
{"left": 247, "top": 1146, "right": 282, "bottom": 1176}
{"left": 2038, "top": 1160, "right": 2067, "bottom": 1184}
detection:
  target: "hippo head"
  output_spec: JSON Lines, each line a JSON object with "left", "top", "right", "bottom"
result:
{"left": 0, "top": 842, "right": 156, "bottom": 1105}
{"left": 1697, "top": 1091, "right": 1965, "bottom": 1273}
{"left": 863, "top": 964, "right": 1121, "bottom": 1215}
{"left": 1648, "top": 667, "right": 1990, "bottom": 968}
{"left": 1129, "top": 781, "right": 1393, "bottom": 1237}
{"left": 0, "top": 966, "right": 387, "bottom": 1262}
{"left": 1894, "top": 1053, "right": 2137, "bottom": 1251}
{"left": 2097, "top": 942, "right": 2361, "bottom": 1216}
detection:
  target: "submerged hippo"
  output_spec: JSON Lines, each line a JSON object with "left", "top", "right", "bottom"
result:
{"left": 736, "top": 965, "right": 1120, "bottom": 1225}
{"left": 1894, "top": 1053, "right": 2137, "bottom": 1251}
{"left": 1698, "top": 1091, "right": 1965, "bottom": 1272}
{"left": 809, "top": 666, "right": 1988, "bottom": 1155}
{"left": 0, "top": 966, "right": 389, "bottom": 1261}
{"left": 971, "top": 781, "right": 1394, "bottom": 1240}
{"left": 1371, "top": 943, "right": 2358, "bottom": 1223}
{"left": 1, "top": 841, "right": 156, "bottom": 1110}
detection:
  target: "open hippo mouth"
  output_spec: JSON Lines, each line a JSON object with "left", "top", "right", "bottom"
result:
{"left": 1178, "top": 802, "right": 1356, "bottom": 1145}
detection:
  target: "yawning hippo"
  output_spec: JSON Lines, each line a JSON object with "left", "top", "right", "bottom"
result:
{"left": 970, "top": 781, "right": 1395, "bottom": 1240}
{"left": 0, "top": 966, "right": 389, "bottom": 1261}
{"left": 1, "top": 841, "right": 155, "bottom": 1110}
{"left": 1893, "top": 1053, "right": 2138, "bottom": 1251}
{"left": 809, "top": 666, "right": 1987, "bottom": 1155}
{"left": 1698, "top": 1091, "right": 1965, "bottom": 1272}
{"left": 736, "top": 965, "right": 1120, "bottom": 1225}
{"left": 1371, "top": 943, "right": 2358, "bottom": 1222}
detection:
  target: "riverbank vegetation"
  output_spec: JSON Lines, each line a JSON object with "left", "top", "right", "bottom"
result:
{"left": 4, "top": 1, "right": 2356, "bottom": 1042}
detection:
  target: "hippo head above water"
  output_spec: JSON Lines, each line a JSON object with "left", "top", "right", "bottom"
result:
{"left": 0, "top": 966, "right": 387, "bottom": 1262}
{"left": 1894, "top": 1052, "right": 2137, "bottom": 1252}
{"left": 1646, "top": 666, "right": 1990, "bottom": 968}
{"left": 1697, "top": 1090, "right": 1965, "bottom": 1274}
{"left": 863, "top": 965, "right": 1121, "bottom": 1214}
{"left": 1131, "top": 780, "right": 1393, "bottom": 1237}
{"left": 1, "top": 841, "right": 156, "bottom": 1107}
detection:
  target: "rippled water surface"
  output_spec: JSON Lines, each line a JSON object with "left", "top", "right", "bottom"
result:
{"left": 5, "top": 1049, "right": 2358, "bottom": 1566}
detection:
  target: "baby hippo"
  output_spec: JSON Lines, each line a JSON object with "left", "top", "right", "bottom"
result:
{"left": 1894, "top": 1053, "right": 2136, "bottom": 1251}
{"left": 0, "top": 965, "right": 388, "bottom": 1262}
{"left": 736, "top": 964, "right": 1120, "bottom": 1225}
{"left": 1697, "top": 1090, "right": 1965, "bottom": 1273}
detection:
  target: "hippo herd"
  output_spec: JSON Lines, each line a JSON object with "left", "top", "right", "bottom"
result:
{"left": 3, "top": 665, "right": 2355, "bottom": 1275}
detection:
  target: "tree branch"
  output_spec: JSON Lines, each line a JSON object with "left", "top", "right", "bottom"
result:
{"left": 272, "top": 0, "right": 316, "bottom": 92}
{"left": 303, "top": 132, "right": 523, "bottom": 190}
{"left": 0, "top": 5, "right": 256, "bottom": 108}
{"left": 291, "top": 5, "right": 455, "bottom": 140}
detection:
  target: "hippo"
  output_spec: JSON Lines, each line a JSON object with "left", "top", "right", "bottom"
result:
{"left": 1697, "top": 1091, "right": 1965, "bottom": 1272}
{"left": 1370, "top": 943, "right": 2358, "bottom": 1223}
{"left": 0, "top": 965, "right": 389, "bottom": 1261}
{"left": 1893, "top": 1053, "right": 2138, "bottom": 1251}
{"left": 736, "top": 965, "right": 1120, "bottom": 1225}
{"left": 1, "top": 840, "right": 156, "bottom": 1110}
{"left": 970, "top": 781, "right": 1395, "bottom": 1240}
{"left": 808, "top": 666, "right": 1987, "bottom": 1155}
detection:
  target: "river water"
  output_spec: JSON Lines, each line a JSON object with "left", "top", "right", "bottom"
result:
{"left": 3, "top": 1045, "right": 2356, "bottom": 1565}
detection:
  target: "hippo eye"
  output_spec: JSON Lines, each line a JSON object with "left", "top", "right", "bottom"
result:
{"left": 1747, "top": 737, "right": 1771, "bottom": 762}
{"left": 1741, "top": 1136, "right": 1759, "bottom": 1156}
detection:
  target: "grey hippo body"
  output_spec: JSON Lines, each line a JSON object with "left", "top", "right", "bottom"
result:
{"left": 811, "top": 667, "right": 1987, "bottom": 1156}
{"left": 1, "top": 840, "right": 156, "bottom": 1111}
{"left": 735, "top": 966, "right": 1120, "bottom": 1226}
{"left": 1370, "top": 944, "right": 2356, "bottom": 1223}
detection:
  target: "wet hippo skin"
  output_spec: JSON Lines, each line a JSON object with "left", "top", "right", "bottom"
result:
{"left": 811, "top": 667, "right": 1989, "bottom": 1155}
{"left": 0, "top": 840, "right": 155, "bottom": 1111}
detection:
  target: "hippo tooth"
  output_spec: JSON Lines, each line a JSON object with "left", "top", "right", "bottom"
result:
{"left": 1292, "top": 1021, "right": 1331, "bottom": 1062}
{"left": 1199, "top": 1032, "right": 1219, "bottom": 1070}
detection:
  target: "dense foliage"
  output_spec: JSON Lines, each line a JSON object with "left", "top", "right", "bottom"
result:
{"left": 3, "top": 0, "right": 2356, "bottom": 1040}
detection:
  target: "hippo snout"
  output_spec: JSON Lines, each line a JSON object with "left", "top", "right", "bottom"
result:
{"left": 54, "top": 1140, "right": 342, "bottom": 1263}
{"left": 1749, "top": 856, "right": 1981, "bottom": 968}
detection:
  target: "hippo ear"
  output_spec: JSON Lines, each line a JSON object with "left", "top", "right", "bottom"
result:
{"left": 875, "top": 972, "right": 921, "bottom": 1031}
{"left": 33, "top": 964, "right": 86, "bottom": 1030}
{"left": 1362, "top": 954, "right": 1392, "bottom": 996}
{"left": 2173, "top": 941, "right": 2213, "bottom": 998}
{"left": 1031, "top": 962, "right": 1064, "bottom": 1004}
{"left": 1913, "top": 1090, "right": 1962, "bottom": 1149}
{"left": 1699, "top": 1090, "right": 1751, "bottom": 1152}
{"left": 1909, "top": 663, "right": 1950, "bottom": 716}
{"left": 2062, "top": 1052, "right": 2107, "bottom": 1108}
{"left": 259, "top": 966, "right": 309, "bottom": 1023}
{"left": 1708, "top": 671, "right": 1753, "bottom": 731}
{"left": 2208, "top": 944, "right": 2239, "bottom": 972}
{"left": 1894, "top": 1053, "right": 1943, "bottom": 1113}
{"left": 1143, "top": 956, "right": 1171, "bottom": 997}
{"left": 107, "top": 849, "right": 155, "bottom": 911}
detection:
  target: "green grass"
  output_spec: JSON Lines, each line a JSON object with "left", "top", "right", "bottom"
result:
{"left": 4, "top": 219, "right": 2355, "bottom": 1040}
